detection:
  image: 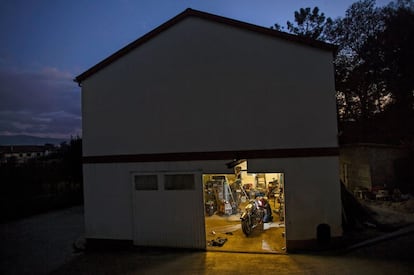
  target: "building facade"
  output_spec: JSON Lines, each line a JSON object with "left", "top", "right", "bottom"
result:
{"left": 76, "top": 9, "right": 341, "bottom": 251}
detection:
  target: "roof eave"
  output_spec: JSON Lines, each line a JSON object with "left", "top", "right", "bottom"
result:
{"left": 74, "top": 8, "right": 337, "bottom": 84}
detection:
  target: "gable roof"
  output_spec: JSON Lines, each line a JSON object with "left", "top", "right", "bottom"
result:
{"left": 74, "top": 8, "right": 337, "bottom": 84}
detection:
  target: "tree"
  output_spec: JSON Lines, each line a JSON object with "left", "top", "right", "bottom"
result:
{"left": 272, "top": 2, "right": 384, "bottom": 121}
{"left": 62, "top": 136, "right": 83, "bottom": 183}
{"left": 375, "top": 0, "right": 414, "bottom": 115}
{"left": 274, "top": 0, "right": 414, "bottom": 143}
{"left": 272, "top": 7, "right": 333, "bottom": 41}
{"left": 327, "top": 0, "right": 388, "bottom": 121}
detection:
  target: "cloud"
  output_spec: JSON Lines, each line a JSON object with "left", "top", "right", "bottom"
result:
{"left": 0, "top": 67, "right": 81, "bottom": 138}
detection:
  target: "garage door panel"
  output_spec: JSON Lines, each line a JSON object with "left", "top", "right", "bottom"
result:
{"left": 132, "top": 172, "right": 205, "bottom": 249}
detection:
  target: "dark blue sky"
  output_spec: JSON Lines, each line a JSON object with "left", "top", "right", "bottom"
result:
{"left": 0, "top": 0, "right": 391, "bottom": 139}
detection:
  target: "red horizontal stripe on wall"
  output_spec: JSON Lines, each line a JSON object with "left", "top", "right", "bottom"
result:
{"left": 83, "top": 147, "right": 339, "bottom": 164}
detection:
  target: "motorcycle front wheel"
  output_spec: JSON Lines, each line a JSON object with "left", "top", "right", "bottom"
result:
{"left": 241, "top": 218, "right": 253, "bottom": 236}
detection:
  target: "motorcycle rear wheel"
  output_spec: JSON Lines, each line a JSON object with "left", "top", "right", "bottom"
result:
{"left": 241, "top": 219, "right": 253, "bottom": 236}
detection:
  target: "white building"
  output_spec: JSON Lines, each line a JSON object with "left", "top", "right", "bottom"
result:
{"left": 75, "top": 9, "right": 341, "bottom": 252}
{"left": 0, "top": 145, "right": 52, "bottom": 164}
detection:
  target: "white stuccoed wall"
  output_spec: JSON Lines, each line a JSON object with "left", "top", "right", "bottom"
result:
{"left": 82, "top": 160, "right": 232, "bottom": 244}
{"left": 249, "top": 157, "right": 342, "bottom": 241}
{"left": 83, "top": 156, "right": 341, "bottom": 246}
{"left": 81, "top": 16, "right": 338, "bottom": 157}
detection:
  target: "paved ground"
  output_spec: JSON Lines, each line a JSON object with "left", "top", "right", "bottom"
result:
{"left": 0, "top": 206, "right": 84, "bottom": 275}
{"left": 50, "top": 246, "right": 414, "bottom": 275}
{"left": 1, "top": 206, "right": 414, "bottom": 274}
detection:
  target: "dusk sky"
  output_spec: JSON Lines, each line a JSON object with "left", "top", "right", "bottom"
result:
{"left": 0, "top": 0, "right": 392, "bottom": 139}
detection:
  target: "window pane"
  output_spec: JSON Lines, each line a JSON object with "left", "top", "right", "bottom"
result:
{"left": 164, "top": 174, "right": 195, "bottom": 190}
{"left": 134, "top": 175, "right": 158, "bottom": 190}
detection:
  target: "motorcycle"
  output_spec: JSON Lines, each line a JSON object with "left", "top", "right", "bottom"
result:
{"left": 240, "top": 197, "right": 273, "bottom": 236}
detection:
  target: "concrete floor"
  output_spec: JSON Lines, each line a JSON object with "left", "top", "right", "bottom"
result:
{"left": 205, "top": 201, "right": 286, "bottom": 253}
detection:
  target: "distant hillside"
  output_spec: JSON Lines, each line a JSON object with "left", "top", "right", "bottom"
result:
{"left": 0, "top": 135, "right": 67, "bottom": 146}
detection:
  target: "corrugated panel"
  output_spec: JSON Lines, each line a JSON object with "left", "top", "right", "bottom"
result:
{"left": 132, "top": 171, "right": 205, "bottom": 249}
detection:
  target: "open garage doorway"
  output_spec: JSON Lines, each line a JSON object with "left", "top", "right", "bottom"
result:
{"left": 203, "top": 160, "right": 286, "bottom": 253}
